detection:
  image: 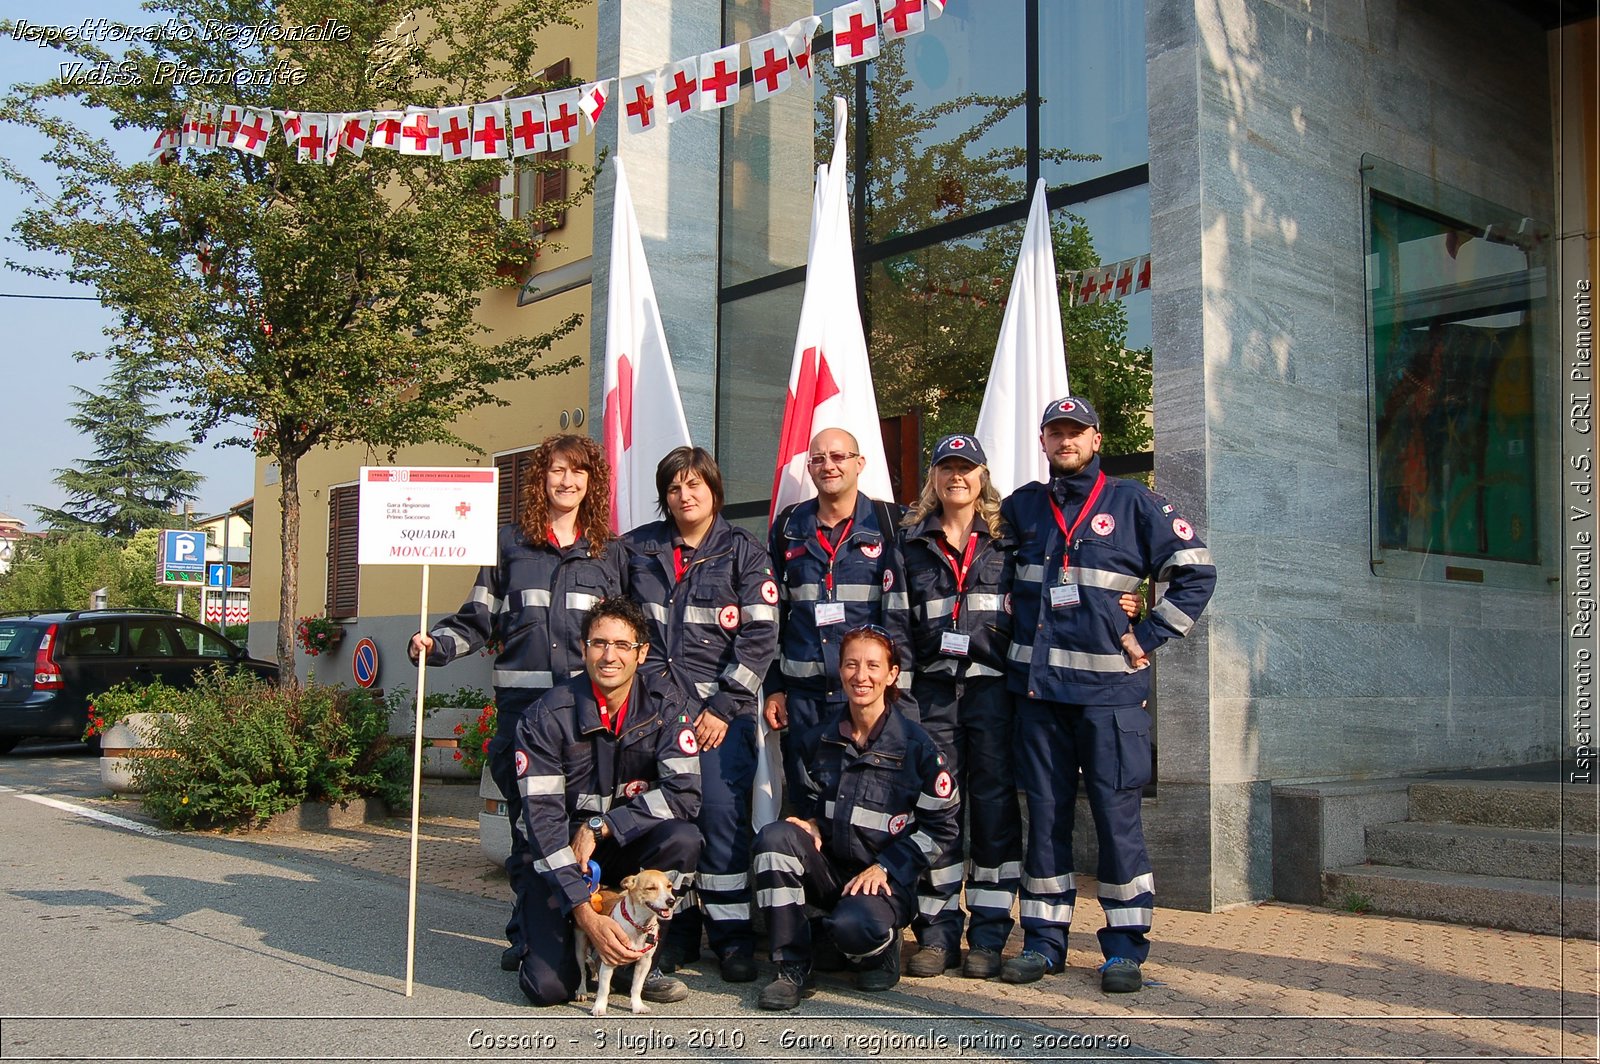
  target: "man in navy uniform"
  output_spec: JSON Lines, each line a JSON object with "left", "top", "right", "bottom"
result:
{"left": 999, "top": 397, "right": 1215, "bottom": 993}
{"left": 510, "top": 597, "right": 703, "bottom": 1007}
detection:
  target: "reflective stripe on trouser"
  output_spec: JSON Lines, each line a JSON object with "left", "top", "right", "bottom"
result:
{"left": 488, "top": 709, "right": 534, "bottom": 952}
{"left": 664, "top": 715, "right": 758, "bottom": 957}
{"left": 911, "top": 674, "right": 1022, "bottom": 952}
{"left": 1014, "top": 696, "right": 1154, "bottom": 966}
{"left": 753, "top": 819, "right": 915, "bottom": 966}
{"left": 515, "top": 818, "right": 702, "bottom": 1006}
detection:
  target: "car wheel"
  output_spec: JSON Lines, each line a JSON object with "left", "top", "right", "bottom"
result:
{"left": 0, "top": 738, "right": 21, "bottom": 755}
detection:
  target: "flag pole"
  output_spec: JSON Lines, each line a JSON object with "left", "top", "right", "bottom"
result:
{"left": 405, "top": 563, "right": 429, "bottom": 997}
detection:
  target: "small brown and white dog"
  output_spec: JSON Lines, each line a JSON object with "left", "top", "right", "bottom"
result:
{"left": 574, "top": 869, "right": 676, "bottom": 1017}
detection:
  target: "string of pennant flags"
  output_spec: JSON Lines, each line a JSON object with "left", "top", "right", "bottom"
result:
{"left": 146, "top": 0, "right": 1152, "bottom": 306}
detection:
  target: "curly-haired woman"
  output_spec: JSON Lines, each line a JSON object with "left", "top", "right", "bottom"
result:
{"left": 409, "top": 434, "right": 631, "bottom": 978}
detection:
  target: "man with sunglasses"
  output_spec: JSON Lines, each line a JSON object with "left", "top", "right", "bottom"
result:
{"left": 509, "top": 596, "right": 704, "bottom": 1007}
{"left": 764, "top": 427, "right": 916, "bottom": 796}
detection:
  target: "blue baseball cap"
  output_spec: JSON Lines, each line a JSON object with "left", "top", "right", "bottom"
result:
{"left": 1040, "top": 396, "right": 1100, "bottom": 429}
{"left": 931, "top": 434, "right": 987, "bottom": 466}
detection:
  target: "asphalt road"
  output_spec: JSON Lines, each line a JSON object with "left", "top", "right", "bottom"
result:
{"left": 0, "top": 744, "right": 1155, "bottom": 1063}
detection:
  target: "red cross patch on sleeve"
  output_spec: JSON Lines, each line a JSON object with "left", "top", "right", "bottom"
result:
{"left": 882, "top": 569, "right": 895, "bottom": 593}
{"left": 887, "top": 813, "right": 909, "bottom": 835}
{"left": 760, "top": 579, "right": 779, "bottom": 604}
{"left": 514, "top": 750, "right": 528, "bottom": 776}
{"left": 933, "top": 770, "right": 953, "bottom": 798}
{"left": 718, "top": 604, "right": 740, "bottom": 630}
{"left": 1172, "top": 518, "right": 1195, "bottom": 541}
{"left": 678, "top": 728, "right": 699, "bottom": 755}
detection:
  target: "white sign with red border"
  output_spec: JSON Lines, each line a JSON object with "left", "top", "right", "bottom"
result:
{"left": 358, "top": 467, "right": 500, "bottom": 566}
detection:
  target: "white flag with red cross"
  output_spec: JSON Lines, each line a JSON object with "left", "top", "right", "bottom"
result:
{"left": 469, "top": 102, "right": 508, "bottom": 160}
{"left": 974, "top": 179, "right": 1071, "bottom": 496}
{"left": 543, "top": 89, "right": 582, "bottom": 150}
{"left": 1133, "top": 253, "right": 1152, "bottom": 293}
{"left": 231, "top": 109, "right": 273, "bottom": 156}
{"left": 578, "top": 81, "right": 609, "bottom": 132}
{"left": 399, "top": 108, "right": 441, "bottom": 156}
{"left": 437, "top": 106, "right": 472, "bottom": 161}
{"left": 602, "top": 157, "right": 692, "bottom": 533}
{"left": 747, "top": 32, "right": 792, "bottom": 102}
{"left": 296, "top": 113, "right": 330, "bottom": 164}
{"left": 338, "top": 112, "right": 374, "bottom": 158}
{"left": 217, "top": 105, "right": 244, "bottom": 147}
{"left": 148, "top": 127, "right": 179, "bottom": 160}
{"left": 369, "top": 111, "right": 404, "bottom": 151}
{"left": 784, "top": 16, "right": 822, "bottom": 86}
{"left": 698, "top": 44, "right": 742, "bottom": 111}
{"left": 662, "top": 58, "right": 699, "bottom": 123}
{"left": 832, "top": 1, "right": 881, "bottom": 67}
{"left": 878, "top": 0, "right": 926, "bottom": 41}
{"left": 279, "top": 110, "right": 302, "bottom": 148}
{"left": 195, "top": 103, "right": 219, "bottom": 148}
{"left": 770, "top": 97, "right": 893, "bottom": 522}
{"left": 619, "top": 71, "right": 660, "bottom": 134}
{"left": 507, "top": 96, "right": 548, "bottom": 157}
{"left": 927, "top": 0, "right": 946, "bottom": 15}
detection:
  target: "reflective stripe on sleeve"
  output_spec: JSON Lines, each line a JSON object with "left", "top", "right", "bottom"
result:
{"left": 565, "top": 592, "right": 601, "bottom": 612}
{"left": 662, "top": 756, "right": 701, "bottom": 776}
{"left": 742, "top": 604, "right": 779, "bottom": 624}
{"left": 723, "top": 662, "right": 763, "bottom": 694}
{"left": 1159, "top": 548, "right": 1214, "bottom": 579}
{"left": 519, "top": 588, "right": 552, "bottom": 608}
{"left": 517, "top": 774, "right": 564, "bottom": 797}
{"left": 493, "top": 669, "right": 555, "bottom": 688}
{"left": 1152, "top": 597, "right": 1196, "bottom": 635}
{"left": 533, "top": 845, "right": 577, "bottom": 874}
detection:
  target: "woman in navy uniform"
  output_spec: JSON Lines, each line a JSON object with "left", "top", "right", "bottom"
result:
{"left": 622, "top": 447, "right": 778, "bottom": 982}
{"left": 409, "top": 434, "right": 627, "bottom": 974}
{"left": 751, "top": 624, "right": 959, "bottom": 1010}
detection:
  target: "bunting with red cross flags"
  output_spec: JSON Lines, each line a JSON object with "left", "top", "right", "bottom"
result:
{"left": 663, "top": 57, "right": 700, "bottom": 123}
{"left": 339, "top": 112, "right": 373, "bottom": 158}
{"left": 218, "top": 105, "right": 244, "bottom": 147}
{"left": 296, "top": 113, "right": 330, "bottom": 164}
{"left": 878, "top": 0, "right": 926, "bottom": 41}
{"left": 578, "top": 81, "right": 610, "bottom": 133}
{"left": 543, "top": 88, "right": 582, "bottom": 151}
{"left": 231, "top": 109, "right": 272, "bottom": 155}
{"left": 437, "top": 106, "right": 473, "bottom": 162}
{"left": 698, "top": 44, "right": 742, "bottom": 111}
{"left": 399, "top": 107, "right": 441, "bottom": 156}
{"left": 369, "top": 111, "right": 403, "bottom": 151}
{"left": 470, "top": 103, "right": 508, "bottom": 160}
{"left": 148, "top": 127, "right": 179, "bottom": 160}
{"left": 832, "top": 0, "right": 881, "bottom": 66}
{"left": 619, "top": 71, "right": 660, "bottom": 134}
{"left": 507, "top": 96, "right": 548, "bottom": 157}
{"left": 747, "top": 31, "right": 792, "bottom": 102}
{"left": 785, "top": 16, "right": 822, "bottom": 86}
{"left": 278, "top": 110, "right": 301, "bottom": 148}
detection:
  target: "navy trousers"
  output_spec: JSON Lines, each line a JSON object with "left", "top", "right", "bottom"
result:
{"left": 663, "top": 714, "right": 758, "bottom": 958}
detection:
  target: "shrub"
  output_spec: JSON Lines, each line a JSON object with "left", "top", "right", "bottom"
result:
{"left": 452, "top": 703, "right": 497, "bottom": 777}
{"left": 133, "top": 669, "right": 410, "bottom": 830}
{"left": 83, "top": 678, "right": 184, "bottom": 741}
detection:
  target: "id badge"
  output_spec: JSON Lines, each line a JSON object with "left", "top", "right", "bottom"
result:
{"left": 939, "top": 631, "right": 971, "bottom": 657}
{"left": 815, "top": 601, "right": 847, "bottom": 626}
{"left": 1048, "top": 583, "right": 1082, "bottom": 609}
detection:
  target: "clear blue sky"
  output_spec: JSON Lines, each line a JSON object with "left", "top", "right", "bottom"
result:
{"left": 0, "top": 0, "right": 256, "bottom": 526}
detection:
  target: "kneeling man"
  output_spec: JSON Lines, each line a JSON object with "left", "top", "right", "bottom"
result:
{"left": 512, "top": 596, "right": 704, "bottom": 1006}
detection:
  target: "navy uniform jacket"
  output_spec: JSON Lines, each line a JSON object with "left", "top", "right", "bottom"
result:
{"left": 767, "top": 494, "right": 914, "bottom": 702}
{"left": 789, "top": 705, "right": 960, "bottom": 892}
{"left": 425, "top": 524, "right": 627, "bottom": 716}
{"left": 1001, "top": 456, "right": 1216, "bottom": 705}
{"left": 513, "top": 672, "right": 703, "bottom": 915}
{"left": 900, "top": 514, "right": 1010, "bottom": 682}
{"left": 622, "top": 516, "right": 779, "bottom": 722}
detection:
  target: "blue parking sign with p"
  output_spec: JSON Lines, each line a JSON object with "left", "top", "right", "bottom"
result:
{"left": 162, "top": 530, "right": 207, "bottom": 585}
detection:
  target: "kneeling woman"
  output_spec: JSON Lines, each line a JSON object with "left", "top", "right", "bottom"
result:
{"left": 751, "top": 625, "right": 960, "bottom": 1010}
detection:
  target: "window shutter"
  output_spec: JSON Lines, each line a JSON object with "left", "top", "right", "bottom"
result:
{"left": 326, "top": 484, "right": 360, "bottom": 620}
{"left": 532, "top": 150, "right": 569, "bottom": 234}
{"left": 496, "top": 449, "right": 539, "bottom": 527}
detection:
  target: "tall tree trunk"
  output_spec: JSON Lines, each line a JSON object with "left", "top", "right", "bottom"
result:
{"left": 276, "top": 455, "right": 300, "bottom": 687}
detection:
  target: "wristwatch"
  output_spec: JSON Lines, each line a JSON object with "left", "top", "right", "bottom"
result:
{"left": 586, "top": 815, "right": 608, "bottom": 839}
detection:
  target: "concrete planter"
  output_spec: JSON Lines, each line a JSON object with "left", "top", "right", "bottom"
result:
{"left": 478, "top": 764, "right": 510, "bottom": 867}
{"left": 98, "top": 712, "right": 182, "bottom": 794}
{"left": 421, "top": 705, "right": 477, "bottom": 780}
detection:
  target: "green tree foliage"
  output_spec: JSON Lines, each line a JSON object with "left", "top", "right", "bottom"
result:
{"left": 0, "top": 528, "right": 184, "bottom": 613}
{"left": 2, "top": 0, "right": 591, "bottom": 678}
{"left": 817, "top": 49, "right": 1151, "bottom": 461}
{"left": 34, "top": 357, "right": 202, "bottom": 537}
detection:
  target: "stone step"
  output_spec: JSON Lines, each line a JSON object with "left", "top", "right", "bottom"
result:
{"left": 1366, "top": 820, "right": 1597, "bottom": 883}
{"left": 1408, "top": 780, "right": 1598, "bottom": 834}
{"left": 1324, "top": 864, "right": 1598, "bottom": 939}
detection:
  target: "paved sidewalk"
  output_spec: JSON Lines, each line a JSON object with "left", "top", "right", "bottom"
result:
{"left": 211, "top": 780, "right": 1600, "bottom": 1062}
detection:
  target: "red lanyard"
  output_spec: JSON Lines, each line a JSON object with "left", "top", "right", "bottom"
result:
{"left": 1048, "top": 471, "right": 1107, "bottom": 578}
{"left": 592, "top": 683, "right": 630, "bottom": 735}
{"left": 815, "top": 518, "right": 853, "bottom": 594}
{"left": 937, "top": 532, "right": 980, "bottom": 623}
{"left": 672, "top": 545, "right": 689, "bottom": 584}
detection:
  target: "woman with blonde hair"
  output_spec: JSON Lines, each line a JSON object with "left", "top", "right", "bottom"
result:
{"left": 410, "top": 434, "right": 644, "bottom": 985}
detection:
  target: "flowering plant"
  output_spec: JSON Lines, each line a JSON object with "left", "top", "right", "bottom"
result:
{"left": 295, "top": 615, "right": 344, "bottom": 657}
{"left": 453, "top": 703, "right": 497, "bottom": 776}
{"left": 83, "top": 679, "right": 179, "bottom": 741}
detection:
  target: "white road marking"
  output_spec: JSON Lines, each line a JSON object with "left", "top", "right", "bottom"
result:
{"left": 14, "top": 793, "right": 171, "bottom": 836}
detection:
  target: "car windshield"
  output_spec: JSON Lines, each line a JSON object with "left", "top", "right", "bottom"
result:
{"left": 0, "top": 623, "right": 42, "bottom": 660}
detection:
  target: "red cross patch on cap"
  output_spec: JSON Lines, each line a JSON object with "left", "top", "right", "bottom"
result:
{"left": 1173, "top": 518, "right": 1195, "bottom": 541}
{"left": 1092, "top": 513, "right": 1116, "bottom": 536}
{"left": 718, "top": 604, "right": 740, "bottom": 630}
{"left": 948, "top": 437, "right": 966, "bottom": 449}
{"left": 514, "top": 750, "right": 528, "bottom": 776}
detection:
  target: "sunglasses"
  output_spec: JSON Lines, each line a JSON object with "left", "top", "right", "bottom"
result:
{"left": 843, "top": 623, "right": 896, "bottom": 651}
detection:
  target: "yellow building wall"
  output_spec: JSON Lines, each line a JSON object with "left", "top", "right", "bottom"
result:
{"left": 251, "top": 5, "right": 599, "bottom": 634}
